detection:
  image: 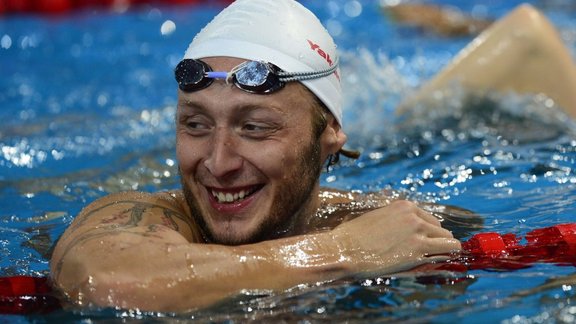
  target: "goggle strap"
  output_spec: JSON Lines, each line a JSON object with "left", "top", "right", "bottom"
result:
{"left": 204, "top": 71, "right": 229, "bottom": 82}
{"left": 206, "top": 71, "right": 229, "bottom": 79}
{"left": 277, "top": 59, "right": 339, "bottom": 82}
{"left": 204, "top": 60, "right": 338, "bottom": 83}
{"left": 205, "top": 71, "right": 236, "bottom": 85}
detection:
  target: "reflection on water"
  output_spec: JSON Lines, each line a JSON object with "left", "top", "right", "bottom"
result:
{"left": 2, "top": 0, "right": 576, "bottom": 322}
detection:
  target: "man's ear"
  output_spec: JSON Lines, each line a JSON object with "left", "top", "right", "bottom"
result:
{"left": 322, "top": 115, "right": 347, "bottom": 155}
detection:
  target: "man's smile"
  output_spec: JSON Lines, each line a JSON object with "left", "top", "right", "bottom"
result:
{"left": 205, "top": 185, "right": 265, "bottom": 213}
{"left": 208, "top": 185, "right": 262, "bottom": 204}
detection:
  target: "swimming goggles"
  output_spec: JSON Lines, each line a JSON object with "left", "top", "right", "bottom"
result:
{"left": 174, "top": 58, "right": 338, "bottom": 94}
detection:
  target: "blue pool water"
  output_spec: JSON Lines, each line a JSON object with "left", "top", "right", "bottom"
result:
{"left": 2, "top": 0, "right": 576, "bottom": 322}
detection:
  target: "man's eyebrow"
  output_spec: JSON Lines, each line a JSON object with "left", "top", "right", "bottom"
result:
{"left": 238, "top": 103, "right": 283, "bottom": 113}
{"left": 176, "top": 98, "right": 208, "bottom": 115}
{"left": 177, "top": 97, "right": 201, "bottom": 108}
{"left": 178, "top": 96, "right": 286, "bottom": 115}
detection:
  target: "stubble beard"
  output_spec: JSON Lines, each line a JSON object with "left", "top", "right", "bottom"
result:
{"left": 180, "top": 139, "right": 323, "bottom": 245}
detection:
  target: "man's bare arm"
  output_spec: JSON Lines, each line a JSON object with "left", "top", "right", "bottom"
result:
{"left": 50, "top": 191, "right": 460, "bottom": 312}
{"left": 398, "top": 4, "right": 576, "bottom": 119}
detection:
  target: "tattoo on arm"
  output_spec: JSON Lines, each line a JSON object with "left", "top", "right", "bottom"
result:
{"left": 53, "top": 200, "right": 192, "bottom": 281}
{"left": 69, "top": 200, "right": 191, "bottom": 232}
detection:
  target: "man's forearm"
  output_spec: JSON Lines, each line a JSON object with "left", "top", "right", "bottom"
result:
{"left": 51, "top": 225, "right": 348, "bottom": 312}
{"left": 50, "top": 194, "right": 460, "bottom": 312}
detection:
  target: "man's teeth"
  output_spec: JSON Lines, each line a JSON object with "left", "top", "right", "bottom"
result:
{"left": 212, "top": 189, "right": 250, "bottom": 203}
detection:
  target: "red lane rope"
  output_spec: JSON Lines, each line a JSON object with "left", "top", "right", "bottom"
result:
{"left": 0, "top": 276, "right": 60, "bottom": 314}
{"left": 0, "top": 0, "right": 234, "bottom": 15}
{"left": 460, "top": 223, "right": 576, "bottom": 269}
{"left": 417, "top": 223, "right": 576, "bottom": 274}
{"left": 2, "top": 223, "right": 576, "bottom": 314}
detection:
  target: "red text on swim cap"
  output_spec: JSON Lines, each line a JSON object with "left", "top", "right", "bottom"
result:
{"left": 307, "top": 39, "right": 333, "bottom": 66}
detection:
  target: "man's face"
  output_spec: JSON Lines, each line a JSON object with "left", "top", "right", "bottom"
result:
{"left": 176, "top": 57, "right": 333, "bottom": 245}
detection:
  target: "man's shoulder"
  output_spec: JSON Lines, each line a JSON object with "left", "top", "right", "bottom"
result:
{"left": 77, "top": 190, "right": 202, "bottom": 241}
{"left": 86, "top": 190, "right": 186, "bottom": 212}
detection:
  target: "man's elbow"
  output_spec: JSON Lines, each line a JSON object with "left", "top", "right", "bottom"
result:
{"left": 50, "top": 260, "right": 155, "bottom": 311}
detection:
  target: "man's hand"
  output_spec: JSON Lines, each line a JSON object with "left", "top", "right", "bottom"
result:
{"left": 331, "top": 200, "right": 462, "bottom": 276}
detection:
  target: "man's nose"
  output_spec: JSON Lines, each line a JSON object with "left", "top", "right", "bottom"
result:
{"left": 203, "top": 128, "right": 243, "bottom": 178}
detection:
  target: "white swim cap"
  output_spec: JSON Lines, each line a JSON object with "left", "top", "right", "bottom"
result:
{"left": 183, "top": 0, "right": 343, "bottom": 125}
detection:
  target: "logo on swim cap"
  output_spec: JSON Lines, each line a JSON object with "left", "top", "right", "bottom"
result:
{"left": 307, "top": 39, "right": 340, "bottom": 81}
{"left": 183, "top": 0, "right": 343, "bottom": 126}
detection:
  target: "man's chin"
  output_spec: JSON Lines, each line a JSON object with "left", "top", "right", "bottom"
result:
{"left": 209, "top": 227, "right": 259, "bottom": 246}
{"left": 207, "top": 215, "right": 284, "bottom": 245}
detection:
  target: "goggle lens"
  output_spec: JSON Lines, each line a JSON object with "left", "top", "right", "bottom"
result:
{"left": 232, "top": 61, "right": 284, "bottom": 93}
{"left": 175, "top": 59, "right": 214, "bottom": 92}
{"left": 234, "top": 61, "right": 269, "bottom": 87}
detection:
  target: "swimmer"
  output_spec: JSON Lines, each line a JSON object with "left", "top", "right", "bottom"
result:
{"left": 50, "top": 0, "right": 575, "bottom": 313}
{"left": 398, "top": 3, "right": 576, "bottom": 119}
{"left": 49, "top": 0, "right": 460, "bottom": 312}
{"left": 382, "top": 3, "right": 492, "bottom": 37}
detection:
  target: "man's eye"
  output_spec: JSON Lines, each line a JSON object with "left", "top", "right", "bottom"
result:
{"left": 241, "top": 122, "right": 278, "bottom": 138}
{"left": 187, "top": 121, "right": 209, "bottom": 129}
{"left": 243, "top": 123, "right": 268, "bottom": 131}
{"left": 180, "top": 116, "right": 212, "bottom": 134}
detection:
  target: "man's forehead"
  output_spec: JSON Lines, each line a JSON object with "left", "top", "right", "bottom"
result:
{"left": 176, "top": 81, "right": 315, "bottom": 114}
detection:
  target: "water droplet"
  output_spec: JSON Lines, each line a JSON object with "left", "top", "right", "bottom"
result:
{"left": 1, "top": 35, "right": 12, "bottom": 49}
{"left": 160, "top": 20, "right": 176, "bottom": 36}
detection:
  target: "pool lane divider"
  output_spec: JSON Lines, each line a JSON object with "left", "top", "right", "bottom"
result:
{"left": 0, "top": 276, "right": 60, "bottom": 314}
{"left": 1, "top": 223, "right": 576, "bottom": 314}
{"left": 416, "top": 223, "right": 576, "bottom": 274}
{"left": 0, "top": 0, "right": 234, "bottom": 15}
{"left": 462, "top": 223, "right": 576, "bottom": 269}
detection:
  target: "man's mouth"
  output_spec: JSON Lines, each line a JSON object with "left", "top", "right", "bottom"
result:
{"left": 209, "top": 186, "right": 261, "bottom": 204}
